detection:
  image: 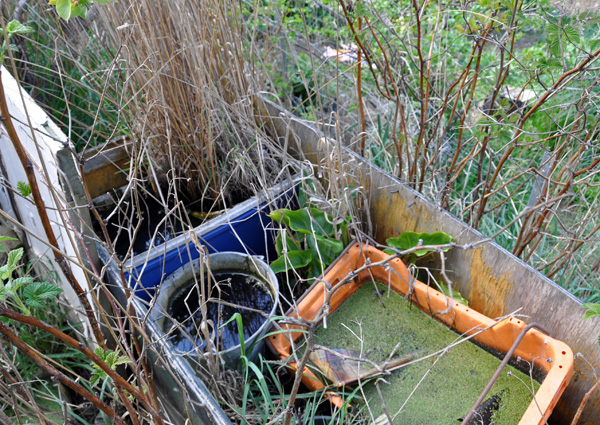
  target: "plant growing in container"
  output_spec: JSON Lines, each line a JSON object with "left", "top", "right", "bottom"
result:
{"left": 269, "top": 206, "right": 351, "bottom": 281}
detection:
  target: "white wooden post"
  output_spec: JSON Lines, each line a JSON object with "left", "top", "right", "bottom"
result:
{"left": 0, "top": 66, "right": 92, "bottom": 338}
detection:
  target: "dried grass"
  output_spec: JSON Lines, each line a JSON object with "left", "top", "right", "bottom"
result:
{"left": 95, "top": 0, "right": 281, "bottom": 207}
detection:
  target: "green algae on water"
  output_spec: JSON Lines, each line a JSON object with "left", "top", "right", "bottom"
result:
{"left": 312, "top": 282, "right": 541, "bottom": 425}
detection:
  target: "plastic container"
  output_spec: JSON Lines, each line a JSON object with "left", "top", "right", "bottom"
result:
{"left": 267, "top": 242, "right": 574, "bottom": 425}
{"left": 123, "top": 177, "right": 297, "bottom": 302}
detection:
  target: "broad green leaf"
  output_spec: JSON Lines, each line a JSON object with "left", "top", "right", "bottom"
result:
{"left": 386, "top": 232, "right": 454, "bottom": 257}
{"left": 307, "top": 235, "right": 344, "bottom": 265}
{"left": 539, "top": 56, "right": 562, "bottom": 69}
{"left": 298, "top": 177, "right": 315, "bottom": 208}
{"left": 89, "top": 372, "right": 102, "bottom": 387}
{"left": 24, "top": 297, "right": 45, "bottom": 309}
{"left": 109, "top": 352, "right": 131, "bottom": 368}
{"left": 583, "top": 303, "right": 600, "bottom": 320}
{"left": 106, "top": 351, "right": 119, "bottom": 366}
{"left": 94, "top": 346, "right": 105, "bottom": 358}
{"left": 547, "top": 24, "right": 580, "bottom": 56}
{"left": 562, "top": 25, "right": 580, "bottom": 44}
{"left": 270, "top": 250, "right": 313, "bottom": 274}
{"left": 7, "top": 248, "right": 24, "bottom": 268}
{"left": 90, "top": 347, "right": 130, "bottom": 386}
{"left": 12, "top": 276, "right": 33, "bottom": 290}
{"left": 0, "top": 236, "right": 18, "bottom": 254}
{"left": 275, "top": 232, "right": 301, "bottom": 256}
{"left": 0, "top": 265, "right": 11, "bottom": 280}
{"left": 23, "top": 282, "right": 63, "bottom": 308}
{"left": 70, "top": 4, "right": 88, "bottom": 19}
{"left": 6, "top": 20, "right": 33, "bottom": 36}
{"left": 268, "top": 209, "right": 287, "bottom": 223}
{"left": 589, "top": 38, "right": 600, "bottom": 51}
{"left": 307, "top": 257, "right": 325, "bottom": 279}
{"left": 56, "top": 0, "right": 72, "bottom": 21}
{"left": 269, "top": 208, "right": 334, "bottom": 236}
{"left": 307, "top": 208, "right": 335, "bottom": 236}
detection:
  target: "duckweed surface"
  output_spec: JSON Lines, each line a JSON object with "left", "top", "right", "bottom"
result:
{"left": 312, "top": 282, "right": 541, "bottom": 424}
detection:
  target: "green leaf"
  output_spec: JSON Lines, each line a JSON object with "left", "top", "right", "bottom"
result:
{"left": 7, "top": 248, "right": 24, "bottom": 267}
{"left": 308, "top": 208, "right": 336, "bottom": 236}
{"left": 562, "top": 25, "right": 580, "bottom": 44}
{"left": 23, "top": 282, "right": 63, "bottom": 308}
{"left": 275, "top": 232, "right": 301, "bottom": 256}
{"left": 56, "top": 0, "right": 72, "bottom": 21}
{"left": 94, "top": 346, "right": 105, "bottom": 358}
{"left": 436, "top": 282, "right": 469, "bottom": 306}
{"left": 268, "top": 209, "right": 286, "bottom": 223}
{"left": 90, "top": 347, "right": 131, "bottom": 386}
{"left": 0, "top": 265, "right": 10, "bottom": 280}
{"left": 221, "top": 313, "right": 245, "bottom": 357}
{"left": 547, "top": 24, "right": 580, "bottom": 56}
{"left": 386, "top": 231, "right": 454, "bottom": 257}
{"left": 539, "top": 56, "right": 562, "bottom": 69}
{"left": 271, "top": 208, "right": 334, "bottom": 236}
{"left": 589, "top": 38, "right": 600, "bottom": 51}
{"left": 270, "top": 250, "right": 313, "bottom": 274}
{"left": 298, "top": 177, "right": 315, "bottom": 208}
{"left": 0, "top": 283, "right": 6, "bottom": 301}
{"left": 12, "top": 276, "right": 33, "bottom": 290}
{"left": 0, "top": 236, "right": 18, "bottom": 253}
{"left": 110, "top": 353, "right": 131, "bottom": 368}
{"left": 307, "top": 257, "right": 326, "bottom": 279}
{"left": 341, "top": 220, "right": 350, "bottom": 246}
{"left": 307, "top": 235, "right": 344, "bottom": 265}
{"left": 70, "top": 4, "right": 88, "bottom": 19}
{"left": 583, "top": 303, "right": 600, "bottom": 320}
{"left": 6, "top": 20, "right": 33, "bottom": 36}
{"left": 89, "top": 371, "right": 102, "bottom": 387}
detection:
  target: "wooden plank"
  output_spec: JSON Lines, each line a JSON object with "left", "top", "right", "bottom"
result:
{"left": 257, "top": 98, "right": 600, "bottom": 425}
{"left": 82, "top": 138, "right": 130, "bottom": 199}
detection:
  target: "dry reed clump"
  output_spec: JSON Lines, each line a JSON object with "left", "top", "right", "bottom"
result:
{"left": 96, "top": 0, "right": 281, "bottom": 208}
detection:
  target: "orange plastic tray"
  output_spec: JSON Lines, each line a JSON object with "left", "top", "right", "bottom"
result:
{"left": 267, "top": 242, "right": 573, "bottom": 425}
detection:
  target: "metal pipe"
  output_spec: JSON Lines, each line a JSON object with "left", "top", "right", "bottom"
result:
{"left": 461, "top": 322, "right": 550, "bottom": 425}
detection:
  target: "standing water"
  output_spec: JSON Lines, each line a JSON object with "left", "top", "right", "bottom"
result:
{"left": 312, "top": 282, "right": 541, "bottom": 425}
{"left": 166, "top": 271, "right": 274, "bottom": 353}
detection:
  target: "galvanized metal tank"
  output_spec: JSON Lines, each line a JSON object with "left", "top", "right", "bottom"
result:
{"left": 257, "top": 98, "right": 600, "bottom": 425}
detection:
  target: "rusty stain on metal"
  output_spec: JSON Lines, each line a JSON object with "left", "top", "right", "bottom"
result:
{"left": 467, "top": 248, "right": 511, "bottom": 319}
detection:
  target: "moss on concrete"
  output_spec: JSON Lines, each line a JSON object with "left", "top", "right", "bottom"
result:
{"left": 312, "top": 282, "right": 540, "bottom": 424}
